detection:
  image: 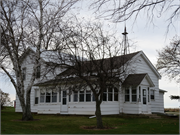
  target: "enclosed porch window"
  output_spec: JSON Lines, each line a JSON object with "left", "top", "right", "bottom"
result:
{"left": 124, "top": 87, "right": 137, "bottom": 102}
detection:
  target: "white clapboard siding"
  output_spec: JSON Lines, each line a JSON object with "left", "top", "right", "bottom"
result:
{"left": 122, "top": 103, "right": 139, "bottom": 114}
{"left": 15, "top": 51, "right": 63, "bottom": 113}
{"left": 15, "top": 51, "right": 165, "bottom": 115}
{"left": 68, "top": 102, "right": 119, "bottom": 115}
{"left": 135, "top": 55, "right": 161, "bottom": 112}
{"left": 158, "top": 92, "right": 164, "bottom": 113}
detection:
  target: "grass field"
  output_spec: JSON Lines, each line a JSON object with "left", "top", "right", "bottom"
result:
{"left": 1, "top": 107, "right": 179, "bottom": 134}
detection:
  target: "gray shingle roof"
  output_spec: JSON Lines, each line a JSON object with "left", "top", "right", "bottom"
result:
{"left": 57, "top": 51, "right": 141, "bottom": 77}
{"left": 122, "top": 73, "right": 147, "bottom": 87}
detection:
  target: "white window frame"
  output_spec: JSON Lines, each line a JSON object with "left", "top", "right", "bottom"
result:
{"left": 150, "top": 90, "right": 155, "bottom": 100}
{"left": 131, "top": 87, "right": 137, "bottom": 102}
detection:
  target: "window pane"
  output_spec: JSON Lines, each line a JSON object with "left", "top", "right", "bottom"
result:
{"left": 86, "top": 94, "right": 91, "bottom": 102}
{"left": 52, "top": 92, "right": 57, "bottom": 102}
{"left": 143, "top": 90, "right": 146, "bottom": 96}
{"left": 86, "top": 90, "right": 91, "bottom": 102}
{"left": 74, "top": 91, "right": 78, "bottom": 102}
{"left": 79, "top": 91, "right": 84, "bottom": 102}
{"left": 114, "top": 93, "right": 118, "bottom": 101}
{"left": 125, "top": 95, "right": 129, "bottom": 101}
{"left": 132, "top": 95, "right": 137, "bottom": 102}
{"left": 151, "top": 90, "right": 155, "bottom": 100}
{"left": 151, "top": 95, "right": 154, "bottom": 99}
{"left": 132, "top": 89, "right": 136, "bottom": 94}
{"left": 59, "top": 91, "right": 61, "bottom": 102}
{"left": 132, "top": 88, "right": 137, "bottom": 102}
{"left": 143, "top": 97, "right": 146, "bottom": 104}
{"left": 114, "top": 87, "right": 118, "bottom": 92}
{"left": 63, "top": 98, "right": 66, "bottom": 105}
{"left": 108, "top": 93, "right": 112, "bottom": 101}
{"left": 108, "top": 87, "right": 112, "bottom": 92}
{"left": 35, "top": 97, "right": 38, "bottom": 104}
{"left": 80, "top": 94, "right": 84, "bottom": 102}
{"left": 40, "top": 93, "right": 45, "bottom": 103}
{"left": 125, "top": 89, "right": 129, "bottom": 94}
{"left": 46, "top": 92, "right": 51, "bottom": 103}
{"left": 143, "top": 89, "right": 146, "bottom": 104}
{"left": 63, "top": 91, "right": 66, "bottom": 97}
{"left": 103, "top": 93, "right": 107, "bottom": 101}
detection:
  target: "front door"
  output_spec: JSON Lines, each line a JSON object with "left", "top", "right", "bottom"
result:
{"left": 60, "top": 90, "right": 68, "bottom": 113}
{"left": 142, "top": 88, "right": 148, "bottom": 112}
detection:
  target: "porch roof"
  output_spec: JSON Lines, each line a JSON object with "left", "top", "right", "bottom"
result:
{"left": 122, "top": 73, "right": 155, "bottom": 87}
{"left": 159, "top": 89, "right": 167, "bottom": 93}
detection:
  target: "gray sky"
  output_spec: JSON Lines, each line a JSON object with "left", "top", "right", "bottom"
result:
{"left": 0, "top": 0, "right": 179, "bottom": 108}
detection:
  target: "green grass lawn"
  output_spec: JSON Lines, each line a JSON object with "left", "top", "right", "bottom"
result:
{"left": 165, "top": 112, "right": 180, "bottom": 115}
{"left": 1, "top": 107, "right": 179, "bottom": 134}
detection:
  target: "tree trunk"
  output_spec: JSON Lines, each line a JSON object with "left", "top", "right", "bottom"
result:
{"left": 20, "top": 91, "right": 33, "bottom": 121}
{"left": 22, "top": 105, "right": 33, "bottom": 121}
{"left": 95, "top": 101, "right": 103, "bottom": 129}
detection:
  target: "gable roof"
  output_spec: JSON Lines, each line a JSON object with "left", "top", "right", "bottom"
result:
{"left": 57, "top": 51, "right": 141, "bottom": 77}
{"left": 20, "top": 47, "right": 88, "bottom": 65}
{"left": 122, "top": 73, "right": 155, "bottom": 87}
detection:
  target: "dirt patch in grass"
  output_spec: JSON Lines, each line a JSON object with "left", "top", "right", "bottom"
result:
{"left": 80, "top": 125, "right": 117, "bottom": 130}
{"left": 11, "top": 119, "right": 40, "bottom": 122}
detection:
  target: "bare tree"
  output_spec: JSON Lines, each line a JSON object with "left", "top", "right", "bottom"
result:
{"left": 36, "top": 21, "right": 136, "bottom": 128}
{"left": 170, "top": 95, "right": 180, "bottom": 100}
{"left": 156, "top": 36, "right": 180, "bottom": 83}
{"left": 0, "top": 89, "right": 11, "bottom": 110}
{"left": 90, "top": 0, "right": 180, "bottom": 32}
{"left": 0, "top": 0, "right": 79, "bottom": 120}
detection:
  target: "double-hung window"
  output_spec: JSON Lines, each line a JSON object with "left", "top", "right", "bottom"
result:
{"left": 132, "top": 88, "right": 137, "bottom": 102}
{"left": 40, "top": 90, "right": 45, "bottom": 103}
{"left": 52, "top": 92, "right": 57, "bottom": 102}
{"left": 151, "top": 90, "right": 155, "bottom": 100}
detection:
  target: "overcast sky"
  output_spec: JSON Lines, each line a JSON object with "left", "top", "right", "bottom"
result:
{"left": 0, "top": 0, "right": 179, "bottom": 108}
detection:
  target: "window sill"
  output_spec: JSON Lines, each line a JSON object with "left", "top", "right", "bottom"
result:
{"left": 39, "top": 103, "right": 61, "bottom": 105}
{"left": 124, "top": 102, "right": 140, "bottom": 104}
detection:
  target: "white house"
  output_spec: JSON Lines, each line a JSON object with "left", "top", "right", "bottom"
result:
{"left": 15, "top": 47, "right": 167, "bottom": 115}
